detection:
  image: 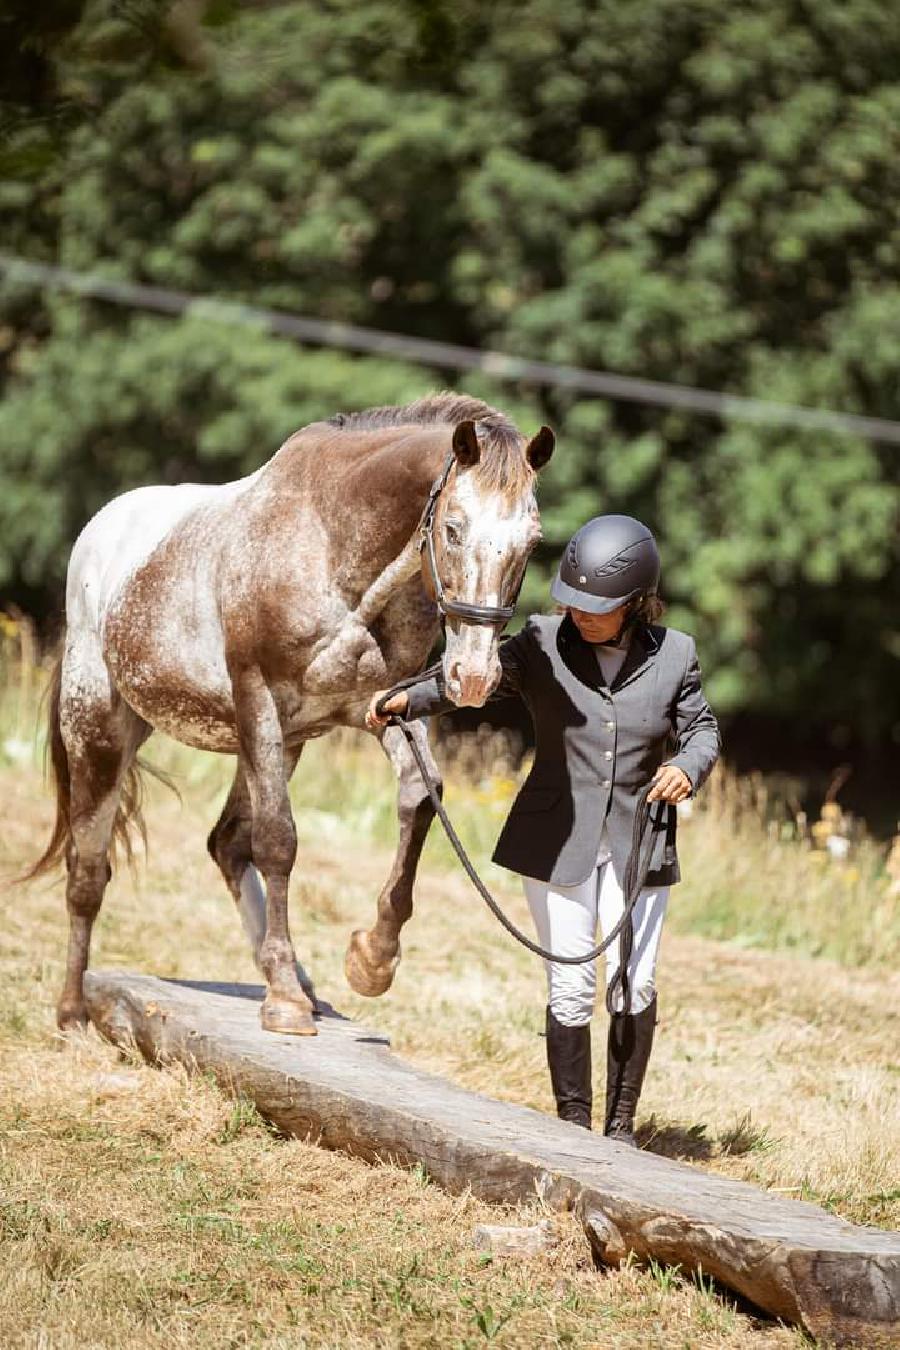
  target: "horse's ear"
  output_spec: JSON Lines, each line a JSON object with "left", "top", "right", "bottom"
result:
{"left": 526, "top": 425, "right": 555, "bottom": 470}
{"left": 452, "top": 420, "right": 481, "bottom": 468}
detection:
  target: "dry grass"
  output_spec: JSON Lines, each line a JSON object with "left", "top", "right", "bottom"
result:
{"left": 1, "top": 717, "right": 898, "bottom": 1348}
{"left": 0, "top": 622, "right": 897, "bottom": 1347}
{"left": 672, "top": 771, "right": 898, "bottom": 969}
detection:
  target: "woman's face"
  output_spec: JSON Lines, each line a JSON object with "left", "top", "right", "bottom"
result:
{"left": 568, "top": 602, "right": 629, "bottom": 644}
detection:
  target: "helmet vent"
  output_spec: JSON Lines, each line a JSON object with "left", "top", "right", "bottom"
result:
{"left": 593, "top": 541, "right": 645, "bottom": 577}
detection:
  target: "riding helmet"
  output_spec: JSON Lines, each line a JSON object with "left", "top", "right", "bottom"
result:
{"left": 551, "top": 515, "right": 660, "bottom": 614}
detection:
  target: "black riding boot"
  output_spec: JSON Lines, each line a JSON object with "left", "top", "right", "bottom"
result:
{"left": 604, "top": 994, "right": 657, "bottom": 1147}
{"left": 545, "top": 1007, "right": 592, "bottom": 1129}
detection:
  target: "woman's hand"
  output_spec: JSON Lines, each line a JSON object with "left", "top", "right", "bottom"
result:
{"left": 365, "top": 690, "right": 409, "bottom": 730}
{"left": 647, "top": 763, "right": 692, "bottom": 804}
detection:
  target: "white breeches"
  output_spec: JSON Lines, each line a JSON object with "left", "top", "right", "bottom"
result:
{"left": 522, "top": 861, "right": 669, "bottom": 1025}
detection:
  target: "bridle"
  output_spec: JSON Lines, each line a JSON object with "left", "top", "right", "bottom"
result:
{"left": 419, "top": 453, "right": 523, "bottom": 628}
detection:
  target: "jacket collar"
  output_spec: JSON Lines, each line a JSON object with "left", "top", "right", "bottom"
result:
{"left": 556, "top": 612, "right": 661, "bottom": 693}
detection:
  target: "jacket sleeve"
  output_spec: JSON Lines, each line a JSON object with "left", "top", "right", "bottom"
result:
{"left": 665, "top": 638, "right": 721, "bottom": 793}
{"left": 404, "top": 622, "right": 532, "bottom": 720}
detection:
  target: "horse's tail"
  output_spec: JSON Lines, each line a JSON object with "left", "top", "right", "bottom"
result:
{"left": 20, "top": 646, "right": 179, "bottom": 883}
{"left": 110, "top": 753, "right": 181, "bottom": 873}
{"left": 20, "top": 647, "right": 70, "bottom": 882}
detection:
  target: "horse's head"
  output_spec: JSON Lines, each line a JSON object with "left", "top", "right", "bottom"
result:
{"left": 425, "top": 418, "right": 554, "bottom": 707}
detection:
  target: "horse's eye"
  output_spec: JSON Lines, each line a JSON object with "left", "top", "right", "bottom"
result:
{"left": 445, "top": 521, "right": 462, "bottom": 547}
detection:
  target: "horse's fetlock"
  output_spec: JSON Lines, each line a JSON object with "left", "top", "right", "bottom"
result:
{"left": 259, "top": 936, "right": 295, "bottom": 974}
{"left": 57, "top": 1001, "right": 90, "bottom": 1033}
{"left": 378, "top": 892, "right": 413, "bottom": 929}
{"left": 367, "top": 930, "right": 400, "bottom": 965}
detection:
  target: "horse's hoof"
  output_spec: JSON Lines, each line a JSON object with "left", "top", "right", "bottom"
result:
{"left": 344, "top": 929, "right": 399, "bottom": 997}
{"left": 260, "top": 997, "right": 317, "bottom": 1036}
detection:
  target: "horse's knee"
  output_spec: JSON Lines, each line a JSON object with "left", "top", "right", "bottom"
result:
{"left": 399, "top": 770, "right": 442, "bottom": 822}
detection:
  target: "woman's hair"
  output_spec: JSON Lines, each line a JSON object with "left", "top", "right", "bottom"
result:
{"left": 555, "top": 594, "right": 666, "bottom": 624}
{"left": 632, "top": 593, "right": 666, "bottom": 624}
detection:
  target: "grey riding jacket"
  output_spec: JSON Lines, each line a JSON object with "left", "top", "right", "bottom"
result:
{"left": 405, "top": 613, "right": 720, "bottom": 888}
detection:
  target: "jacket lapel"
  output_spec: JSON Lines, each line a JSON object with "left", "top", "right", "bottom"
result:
{"left": 556, "top": 612, "right": 604, "bottom": 691}
{"left": 556, "top": 613, "right": 661, "bottom": 694}
{"left": 611, "top": 623, "right": 661, "bottom": 692}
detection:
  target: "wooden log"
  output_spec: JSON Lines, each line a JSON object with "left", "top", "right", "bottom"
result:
{"left": 84, "top": 971, "right": 900, "bottom": 1347}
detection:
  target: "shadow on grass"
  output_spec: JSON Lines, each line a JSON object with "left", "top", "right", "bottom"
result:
{"left": 638, "top": 1115, "right": 714, "bottom": 1161}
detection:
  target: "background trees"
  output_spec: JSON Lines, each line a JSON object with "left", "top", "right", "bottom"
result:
{"left": 1, "top": 0, "right": 898, "bottom": 792}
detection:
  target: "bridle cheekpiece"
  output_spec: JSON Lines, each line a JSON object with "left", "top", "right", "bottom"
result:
{"left": 418, "top": 453, "right": 520, "bottom": 628}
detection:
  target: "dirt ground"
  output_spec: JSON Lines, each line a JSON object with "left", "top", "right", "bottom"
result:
{"left": 1, "top": 757, "right": 897, "bottom": 1348}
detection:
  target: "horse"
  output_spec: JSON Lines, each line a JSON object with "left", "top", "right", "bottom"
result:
{"left": 26, "top": 392, "right": 555, "bottom": 1036}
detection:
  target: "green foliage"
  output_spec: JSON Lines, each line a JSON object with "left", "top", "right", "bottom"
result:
{"left": 0, "top": 0, "right": 898, "bottom": 736}
{"left": 0, "top": 309, "right": 434, "bottom": 598}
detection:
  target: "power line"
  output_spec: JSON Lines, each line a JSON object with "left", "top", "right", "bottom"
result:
{"left": 4, "top": 252, "right": 900, "bottom": 446}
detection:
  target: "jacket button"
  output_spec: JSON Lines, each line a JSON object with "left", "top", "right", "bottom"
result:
{"left": 602, "top": 778, "right": 611, "bottom": 788}
{"left": 603, "top": 750, "right": 613, "bottom": 760}
{"left": 605, "top": 720, "right": 614, "bottom": 730}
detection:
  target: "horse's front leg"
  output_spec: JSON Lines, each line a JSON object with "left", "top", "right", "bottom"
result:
{"left": 206, "top": 748, "right": 316, "bottom": 1003}
{"left": 234, "top": 668, "right": 316, "bottom": 1036}
{"left": 345, "top": 719, "right": 441, "bottom": 996}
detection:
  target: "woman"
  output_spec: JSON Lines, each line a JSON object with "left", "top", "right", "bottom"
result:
{"left": 367, "top": 515, "right": 720, "bottom": 1144}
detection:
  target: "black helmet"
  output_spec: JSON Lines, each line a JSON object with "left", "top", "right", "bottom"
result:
{"left": 551, "top": 515, "right": 660, "bottom": 615}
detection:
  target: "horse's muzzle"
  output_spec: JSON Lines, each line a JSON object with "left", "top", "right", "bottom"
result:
{"left": 445, "top": 659, "right": 502, "bottom": 708}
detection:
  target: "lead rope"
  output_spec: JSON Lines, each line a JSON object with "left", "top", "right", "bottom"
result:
{"left": 376, "top": 678, "right": 657, "bottom": 1016}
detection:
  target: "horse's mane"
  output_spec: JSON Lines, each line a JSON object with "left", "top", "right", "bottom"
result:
{"left": 328, "top": 391, "right": 530, "bottom": 494}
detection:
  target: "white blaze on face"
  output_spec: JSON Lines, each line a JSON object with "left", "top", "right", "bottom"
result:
{"left": 438, "top": 470, "right": 539, "bottom": 707}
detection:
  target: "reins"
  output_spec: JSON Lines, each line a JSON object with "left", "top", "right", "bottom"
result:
{"left": 377, "top": 674, "right": 656, "bottom": 1016}
{"left": 382, "top": 451, "right": 655, "bottom": 1015}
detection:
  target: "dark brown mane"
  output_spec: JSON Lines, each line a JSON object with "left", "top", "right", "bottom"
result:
{"left": 329, "top": 391, "right": 530, "bottom": 495}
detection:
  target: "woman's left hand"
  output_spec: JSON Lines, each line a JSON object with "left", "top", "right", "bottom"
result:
{"left": 648, "top": 763, "right": 692, "bottom": 803}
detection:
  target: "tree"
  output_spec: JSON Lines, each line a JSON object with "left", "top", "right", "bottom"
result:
{"left": 0, "top": 0, "right": 897, "bottom": 745}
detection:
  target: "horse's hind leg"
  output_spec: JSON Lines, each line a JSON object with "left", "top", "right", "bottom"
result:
{"left": 233, "top": 668, "right": 316, "bottom": 1036}
{"left": 57, "top": 656, "right": 149, "bottom": 1030}
{"left": 345, "top": 719, "right": 441, "bottom": 997}
{"left": 207, "top": 751, "right": 315, "bottom": 1000}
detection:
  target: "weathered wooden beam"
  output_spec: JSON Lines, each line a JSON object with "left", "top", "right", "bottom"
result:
{"left": 84, "top": 971, "right": 900, "bottom": 1347}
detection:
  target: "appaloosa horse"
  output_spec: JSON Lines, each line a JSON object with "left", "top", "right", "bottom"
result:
{"left": 28, "top": 393, "right": 554, "bottom": 1036}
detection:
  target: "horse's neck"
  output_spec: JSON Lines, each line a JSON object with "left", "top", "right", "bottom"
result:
{"left": 252, "top": 426, "right": 450, "bottom": 648}
{"left": 263, "top": 424, "right": 448, "bottom": 587}
{"left": 271, "top": 428, "right": 447, "bottom": 689}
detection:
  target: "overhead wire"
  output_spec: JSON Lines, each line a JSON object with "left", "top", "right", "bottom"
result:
{"left": 3, "top": 252, "right": 900, "bottom": 445}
